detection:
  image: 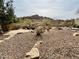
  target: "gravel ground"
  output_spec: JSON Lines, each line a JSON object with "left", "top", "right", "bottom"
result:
{"left": 0, "top": 29, "right": 79, "bottom": 59}
{"left": 40, "top": 30, "right": 79, "bottom": 59}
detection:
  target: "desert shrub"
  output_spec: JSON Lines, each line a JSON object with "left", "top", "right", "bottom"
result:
{"left": 8, "top": 24, "right": 21, "bottom": 30}
{"left": 14, "top": 19, "right": 34, "bottom": 29}
{"left": 21, "top": 25, "right": 27, "bottom": 29}
{"left": 46, "top": 26, "right": 52, "bottom": 31}
{"left": 42, "top": 19, "right": 52, "bottom": 26}
{"left": 42, "top": 19, "right": 52, "bottom": 30}
{"left": 29, "top": 24, "right": 36, "bottom": 30}
{"left": 23, "top": 24, "right": 36, "bottom": 30}
{"left": 57, "top": 27, "right": 63, "bottom": 30}
{"left": 18, "top": 19, "right": 32, "bottom": 25}
{"left": 73, "top": 24, "right": 79, "bottom": 28}
{"left": 35, "top": 26, "right": 45, "bottom": 36}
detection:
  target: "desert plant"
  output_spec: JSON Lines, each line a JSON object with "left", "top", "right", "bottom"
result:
{"left": 0, "top": 0, "right": 15, "bottom": 32}
{"left": 34, "top": 26, "right": 44, "bottom": 40}
{"left": 35, "top": 26, "right": 45, "bottom": 36}
{"left": 42, "top": 19, "right": 52, "bottom": 26}
{"left": 42, "top": 19, "right": 52, "bottom": 31}
{"left": 8, "top": 23, "right": 21, "bottom": 30}
{"left": 18, "top": 19, "right": 32, "bottom": 25}
{"left": 73, "top": 24, "right": 79, "bottom": 28}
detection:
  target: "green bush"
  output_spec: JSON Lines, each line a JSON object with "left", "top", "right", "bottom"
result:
{"left": 73, "top": 24, "right": 79, "bottom": 28}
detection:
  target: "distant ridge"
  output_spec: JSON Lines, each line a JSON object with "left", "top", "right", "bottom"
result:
{"left": 18, "top": 15, "right": 53, "bottom": 20}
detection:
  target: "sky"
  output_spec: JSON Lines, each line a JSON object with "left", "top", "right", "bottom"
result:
{"left": 13, "top": 0, "right": 79, "bottom": 19}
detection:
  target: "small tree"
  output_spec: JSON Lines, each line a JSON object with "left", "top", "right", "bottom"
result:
{"left": 0, "top": 0, "right": 15, "bottom": 32}
{"left": 6, "top": 0, "right": 15, "bottom": 23}
{"left": 0, "top": 0, "right": 7, "bottom": 31}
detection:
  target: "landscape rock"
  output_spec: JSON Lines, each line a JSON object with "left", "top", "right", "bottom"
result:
{"left": 25, "top": 41, "right": 43, "bottom": 59}
{"left": 73, "top": 32, "right": 79, "bottom": 36}
{"left": 2, "top": 29, "right": 33, "bottom": 41}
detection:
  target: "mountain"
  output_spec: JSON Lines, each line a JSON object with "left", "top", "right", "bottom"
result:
{"left": 18, "top": 15, "right": 53, "bottom": 20}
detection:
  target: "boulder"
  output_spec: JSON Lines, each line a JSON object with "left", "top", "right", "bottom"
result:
{"left": 3, "top": 29, "right": 33, "bottom": 40}
{"left": 26, "top": 41, "right": 43, "bottom": 59}
{"left": 73, "top": 32, "right": 79, "bottom": 36}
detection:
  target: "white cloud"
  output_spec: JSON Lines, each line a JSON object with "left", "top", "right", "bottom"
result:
{"left": 14, "top": 0, "right": 79, "bottom": 19}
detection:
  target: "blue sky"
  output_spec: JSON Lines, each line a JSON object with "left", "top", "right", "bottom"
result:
{"left": 13, "top": 0, "right": 79, "bottom": 19}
